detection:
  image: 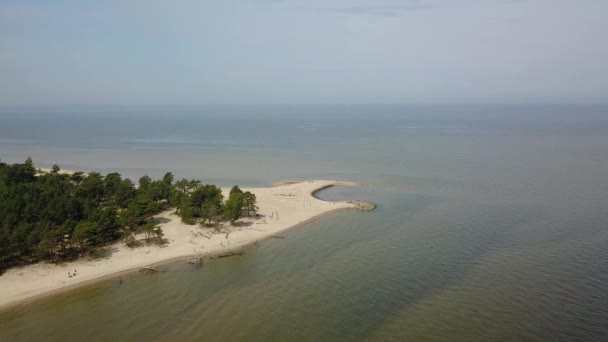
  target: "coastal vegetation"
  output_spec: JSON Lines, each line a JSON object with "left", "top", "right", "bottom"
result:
{"left": 0, "top": 158, "right": 256, "bottom": 271}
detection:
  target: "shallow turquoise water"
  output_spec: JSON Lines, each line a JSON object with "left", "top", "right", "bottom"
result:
{"left": 1, "top": 105, "right": 607, "bottom": 340}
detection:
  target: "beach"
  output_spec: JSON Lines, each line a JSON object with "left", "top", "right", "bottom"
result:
{"left": 0, "top": 180, "right": 371, "bottom": 310}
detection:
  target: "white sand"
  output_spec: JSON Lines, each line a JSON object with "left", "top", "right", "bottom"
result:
{"left": 0, "top": 180, "right": 365, "bottom": 310}
{"left": 36, "top": 167, "right": 78, "bottom": 175}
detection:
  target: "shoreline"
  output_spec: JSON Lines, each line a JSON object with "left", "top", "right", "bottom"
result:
{"left": 0, "top": 180, "right": 374, "bottom": 312}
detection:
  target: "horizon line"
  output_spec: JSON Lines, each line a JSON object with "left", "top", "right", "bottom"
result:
{"left": 1, "top": 102, "right": 607, "bottom": 107}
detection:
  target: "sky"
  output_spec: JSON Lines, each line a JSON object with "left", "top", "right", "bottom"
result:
{"left": 0, "top": 0, "right": 606, "bottom": 105}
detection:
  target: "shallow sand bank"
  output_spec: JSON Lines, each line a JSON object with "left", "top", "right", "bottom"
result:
{"left": 0, "top": 180, "right": 373, "bottom": 310}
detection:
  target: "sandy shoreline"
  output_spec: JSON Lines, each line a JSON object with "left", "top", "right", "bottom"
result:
{"left": 0, "top": 180, "right": 372, "bottom": 311}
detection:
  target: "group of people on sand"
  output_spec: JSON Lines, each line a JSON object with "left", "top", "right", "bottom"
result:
{"left": 68, "top": 269, "right": 78, "bottom": 278}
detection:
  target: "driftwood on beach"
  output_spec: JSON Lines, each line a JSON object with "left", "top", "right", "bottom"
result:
{"left": 139, "top": 266, "right": 160, "bottom": 273}
{"left": 217, "top": 251, "right": 246, "bottom": 258}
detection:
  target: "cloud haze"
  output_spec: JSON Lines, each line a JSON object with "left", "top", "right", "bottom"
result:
{"left": 0, "top": 0, "right": 606, "bottom": 104}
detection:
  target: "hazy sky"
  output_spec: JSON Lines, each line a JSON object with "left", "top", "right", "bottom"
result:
{"left": 0, "top": 0, "right": 606, "bottom": 105}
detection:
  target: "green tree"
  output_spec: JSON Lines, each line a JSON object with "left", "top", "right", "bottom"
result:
{"left": 0, "top": 160, "right": 235, "bottom": 270}
{"left": 70, "top": 172, "right": 85, "bottom": 186}
{"left": 0, "top": 227, "right": 10, "bottom": 268}
{"left": 89, "top": 208, "right": 120, "bottom": 243}
{"left": 174, "top": 178, "right": 190, "bottom": 194}
{"left": 72, "top": 221, "right": 97, "bottom": 255}
{"left": 139, "top": 221, "right": 159, "bottom": 244}
{"left": 178, "top": 196, "right": 195, "bottom": 224}
{"left": 188, "top": 179, "right": 202, "bottom": 191}
{"left": 203, "top": 185, "right": 224, "bottom": 225}
{"left": 7, "top": 157, "right": 36, "bottom": 183}
{"left": 24, "top": 157, "right": 35, "bottom": 176}
{"left": 138, "top": 175, "right": 152, "bottom": 191}
{"left": 207, "top": 203, "right": 222, "bottom": 226}
{"left": 119, "top": 198, "right": 150, "bottom": 231}
{"left": 162, "top": 172, "right": 174, "bottom": 186}
{"left": 113, "top": 179, "right": 136, "bottom": 208}
{"left": 242, "top": 191, "right": 258, "bottom": 217}
{"left": 103, "top": 173, "right": 123, "bottom": 200}
{"left": 76, "top": 172, "right": 104, "bottom": 203}
{"left": 223, "top": 192, "right": 243, "bottom": 224}
{"left": 229, "top": 185, "right": 243, "bottom": 198}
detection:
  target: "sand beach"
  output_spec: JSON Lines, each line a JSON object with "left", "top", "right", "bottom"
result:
{"left": 0, "top": 180, "right": 373, "bottom": 310}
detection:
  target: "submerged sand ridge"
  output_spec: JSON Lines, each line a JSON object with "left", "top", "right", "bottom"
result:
{"left": 0, "top": 180, "right": 374, "bottom": 310}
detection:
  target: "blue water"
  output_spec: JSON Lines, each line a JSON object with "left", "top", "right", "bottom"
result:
{"left": 1, "top": 104, "right": 607, "bottom": 340}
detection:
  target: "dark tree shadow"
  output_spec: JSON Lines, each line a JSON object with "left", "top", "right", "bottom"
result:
{"left": 232, "top": 221, "right": 254, "bottom": 227}
{"left": 90, "top": 246, "right": 120, "bottom": 259}
{"left": 154, "top": 217, "right": 172, "bottom": 224}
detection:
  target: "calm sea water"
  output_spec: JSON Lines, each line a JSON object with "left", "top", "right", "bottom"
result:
{"left": 1, "top": 104, "right": 608, "bottom": 341}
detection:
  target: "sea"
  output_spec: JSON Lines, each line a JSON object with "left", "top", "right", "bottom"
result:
{"left": 0, "top": 104, "right": 607, "bottom": 341}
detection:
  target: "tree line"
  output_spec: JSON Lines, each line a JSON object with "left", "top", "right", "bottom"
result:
{"left": 0, "top": 158, "right": 257, "bottom": 270}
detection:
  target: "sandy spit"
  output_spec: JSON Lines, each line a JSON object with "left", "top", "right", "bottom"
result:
{"left": 0, "top": 180, "right": 372, "bottom": 311}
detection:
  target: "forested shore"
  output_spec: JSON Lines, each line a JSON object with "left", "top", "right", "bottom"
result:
{"left": 0, "top": 158, "right": 256, "bottom": 271}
